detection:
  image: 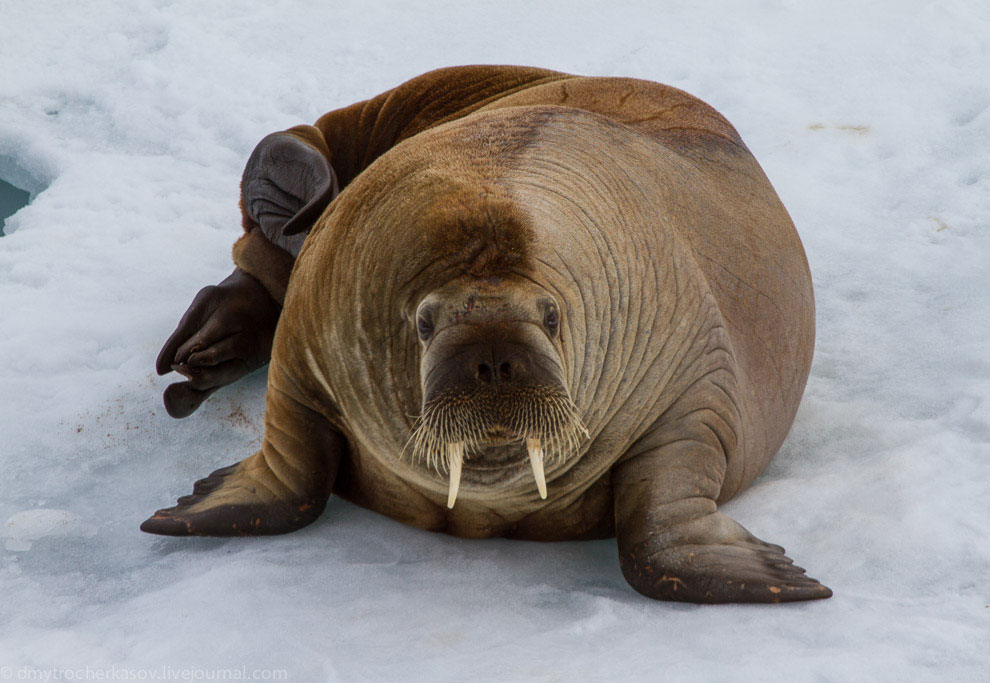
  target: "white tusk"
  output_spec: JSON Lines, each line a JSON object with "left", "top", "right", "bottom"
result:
{"left": 446, "top": 442, "right": 464, "bottom": 509}
{"left": 526, "top": 438, "right": 547, "bottom": 499}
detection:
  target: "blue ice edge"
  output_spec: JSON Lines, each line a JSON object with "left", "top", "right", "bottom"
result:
{"left": 0, "top": 153, "right": 47, "bottom": 236}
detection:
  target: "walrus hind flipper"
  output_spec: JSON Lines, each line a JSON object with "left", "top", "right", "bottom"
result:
{"left": 242, "top": 128, "right": 338, "bottom": 245}
{"left": 140, "top": 455, "right": 328, "bottom": 537}
{"left": 620, "top": 535, "right": 833, "bottom": 604}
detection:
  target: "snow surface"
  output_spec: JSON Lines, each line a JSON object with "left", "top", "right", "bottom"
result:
{"left": 1, "top": 1, "right": 988, "bottom": 680}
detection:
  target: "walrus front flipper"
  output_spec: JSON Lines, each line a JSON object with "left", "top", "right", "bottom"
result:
{"left": 143, "top": 373, "right": 346, "bottom": 536}
{"left": 613, "top": 406, "right": 831, "bottom": 603}
{"left": 616, "top": 511, "right": 832, "bottom": 604}
{"left": 140, "top": 456, "right": 321, "bottom": 536}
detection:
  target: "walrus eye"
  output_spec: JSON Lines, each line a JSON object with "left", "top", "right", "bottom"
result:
{"left": 544, "top": 306, "right": 559, "bottom": 335}
{"left": 417, "top": 314, "right": 434, "bottom": 340}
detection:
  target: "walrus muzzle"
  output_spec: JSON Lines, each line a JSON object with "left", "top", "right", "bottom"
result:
{"left": 409, "top": 322, "right": 587, "bottom": 507}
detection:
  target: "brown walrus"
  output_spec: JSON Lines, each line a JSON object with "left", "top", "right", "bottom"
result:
{"left": 145, "top": 65, "right": 831, "bottom": 604}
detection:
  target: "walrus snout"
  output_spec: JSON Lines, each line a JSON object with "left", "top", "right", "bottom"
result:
{"left": 422, "top": 327, "right": 558, "bottom": 401}
{"left": 410, "top": 320, "right": 585, "bottom": 507}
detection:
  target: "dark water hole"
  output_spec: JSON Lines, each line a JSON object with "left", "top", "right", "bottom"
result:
{"left": 0, "top": 153, "right": 48, "bottom": 237}
{"left": 0, "top": 176, "right": 31, "bottom": 236}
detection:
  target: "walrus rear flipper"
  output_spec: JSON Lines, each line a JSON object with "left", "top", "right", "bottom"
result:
{"left": 241, "top": 126, "right": 339, "bottom": 252}
{"left": 143, "top": 375, "right": 346, "bottom": 537}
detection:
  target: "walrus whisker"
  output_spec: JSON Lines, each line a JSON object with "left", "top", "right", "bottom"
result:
{"left": 407, "top": 387, "right": 588, "bottom": 487}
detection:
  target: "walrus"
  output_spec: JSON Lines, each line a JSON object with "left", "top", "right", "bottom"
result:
{"left": 145, "top": 65, "right": 831, "bottom": 604}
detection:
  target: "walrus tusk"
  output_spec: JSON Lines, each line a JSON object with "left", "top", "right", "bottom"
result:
{"left": 526, "top": 438, "right": 547, "bottom": 499}
{"left": 446, "top": 442, "right": 464, "bottom": 508}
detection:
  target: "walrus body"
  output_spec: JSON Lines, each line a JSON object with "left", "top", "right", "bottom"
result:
{"left": 144, "top": 66, "right": 830, "bottom": 603}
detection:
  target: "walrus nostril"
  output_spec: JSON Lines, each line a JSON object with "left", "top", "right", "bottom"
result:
{"left": 476, "top": 362, "right": 493, "bottom": 384}
{"left": 474, "top": 360, "right": 516, "bottom": 384}
{"left": 498, "top": 362, "right": 513, "bottom": 381}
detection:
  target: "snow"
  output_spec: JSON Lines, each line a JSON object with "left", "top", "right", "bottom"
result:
{"left": 1, "top": 1, "right": 988, "bottom": 680}
{"left": 2, "top": 509, "right": 87, "bottom": 552}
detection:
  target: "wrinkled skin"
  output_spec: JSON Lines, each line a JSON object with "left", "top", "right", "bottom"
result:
{"left": 156, "top": 268, "right": 278, "bottom": 418}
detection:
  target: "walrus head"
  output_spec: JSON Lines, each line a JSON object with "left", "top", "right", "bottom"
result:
{"left": 408, "top": 276, "right": 587, "bottom": 507}
{"left": 398, "top": 189, "right": 588, "bottom": 507}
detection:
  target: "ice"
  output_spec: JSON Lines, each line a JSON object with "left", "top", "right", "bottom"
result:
{"left": 1, "top": 1, "right": 987, "bottom": 680}
{"left": 2, "top": 509, "right": 87, "bottom": 552}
